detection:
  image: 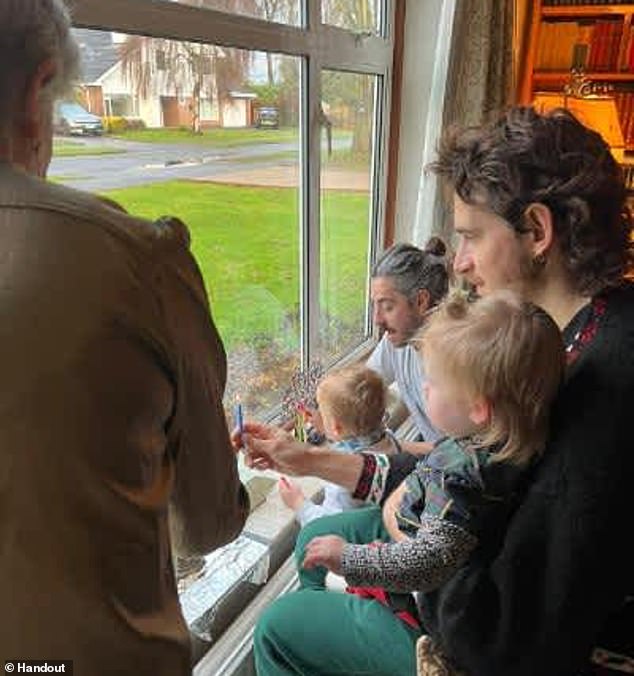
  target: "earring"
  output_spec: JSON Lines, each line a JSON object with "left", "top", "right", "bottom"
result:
{"left": 532, "top": 252, "right": 547, "bottom": 269}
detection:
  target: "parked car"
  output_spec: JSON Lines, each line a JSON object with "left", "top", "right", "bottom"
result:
{"left": 255, "top": 106, "right": 279, "bottom": 129}
{"left": 53, "top": 102, "right": 104, "bottom": 136}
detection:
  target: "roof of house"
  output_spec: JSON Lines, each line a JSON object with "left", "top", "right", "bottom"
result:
{"left": 72, "top": 28, "right": 120, "bottom": 84}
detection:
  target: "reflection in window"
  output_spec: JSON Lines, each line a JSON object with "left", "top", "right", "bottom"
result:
{"left": 317, "top": 69, "right": 376, "bottom": 364}
{"left": 158, "top": 0, "right": 301, "bottom": 26}
{"left": 50, "top": 29, "right": 301, "bottom": 420}
{"left": 322, "top": 0, "right": 383, "bottom": 33}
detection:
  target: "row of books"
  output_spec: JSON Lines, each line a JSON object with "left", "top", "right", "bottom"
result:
{"left": 543, "top": 1, "right": 634, "bottom": 5}
{"left": 536, "top": 19, "right": 623, "bottom": 71}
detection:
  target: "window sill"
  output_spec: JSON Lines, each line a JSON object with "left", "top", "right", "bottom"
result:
{"left": 184, "top": 388, "right": 416, "bottom": 667}
{"left": 179, "top": 462, "right": 323, "bottom": 663}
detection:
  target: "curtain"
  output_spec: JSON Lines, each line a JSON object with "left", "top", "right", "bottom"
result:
{"left": 442, "top": 0, "right": 516, "bottom": 129}
{"left": 430, "top": 0, "right": 517, "bottom": 244}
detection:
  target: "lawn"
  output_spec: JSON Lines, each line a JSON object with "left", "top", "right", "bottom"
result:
{"left": 111, "top": 127, "right": 299, "bottom": 147}
{"left": 53, "top": 140, "right": 126, "bottom": 157}
{"left": 102, "top": 180, "right": 370, "bottom": 352}
{"left": 110, "top": 126, "right": 352, "bottom": 149}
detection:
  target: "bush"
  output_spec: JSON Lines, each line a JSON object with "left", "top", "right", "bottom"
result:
{"left": 103, "top": 116, "right": 147, "bottom": 133}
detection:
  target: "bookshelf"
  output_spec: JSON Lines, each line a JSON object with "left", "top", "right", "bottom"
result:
{"left": 521, "top": 0, "right": 634, "bottom": 193}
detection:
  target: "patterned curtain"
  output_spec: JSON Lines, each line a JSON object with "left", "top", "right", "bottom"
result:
{"left": 442, "top": 0, "right": 515, "bottom": 129}
{"left": 431, "top": 0, "right": 516, "bottom": 244}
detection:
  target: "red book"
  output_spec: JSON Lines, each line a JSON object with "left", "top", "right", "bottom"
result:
{"left": 627, "top": 26, "right": 634, "bottom": 71}
{"left": 609, "top": 21, "right": 624, "bottom": 71}
{"left": 596, "top": 21, "right": 611, "bottom": 72}
{"left": 587, "top": 21, "right": 603, "bottom": 71}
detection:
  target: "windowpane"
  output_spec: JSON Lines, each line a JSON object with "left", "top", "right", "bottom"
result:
{"left": 51, "top": 29, "right": 301, "bottom": 421}
{"left": 316, "top": 69, "right": 376, "bottom": 364}
{"left": 321, "top": 0, "right": 383, "bottom": 33}
{"left": 157, "top": 0, "right": 301, "bottom": 26}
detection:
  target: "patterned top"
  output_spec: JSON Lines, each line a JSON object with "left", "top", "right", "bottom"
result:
{"left": 295, "top": 430, "right": 400, "bottom": 526}
{"left": 396, "top": 438, "right": 519, "bottom": 537}
{"left": 341, "top": 438, "right": 527, "bottom": 593}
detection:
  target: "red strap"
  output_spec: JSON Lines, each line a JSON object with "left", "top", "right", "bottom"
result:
{"left": 345, "top": 585, "right": 420, "bottom": 630}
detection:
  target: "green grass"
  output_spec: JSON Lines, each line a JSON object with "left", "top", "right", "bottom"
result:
{"left": 101, "top": 180, "right": 370, "bottom": 350}
{"left": 111, "top": 127, "right": 299, "bottom": 147}
{"left": 53, "top": 140, "right": 126, "bottom": 158}
{"left": 110, "top": 126, "right": 352, "bottom": 148}
{"left": 325, "top": 147, "right": 371, "bottom": 170}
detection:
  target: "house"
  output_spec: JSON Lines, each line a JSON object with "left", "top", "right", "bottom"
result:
{"left": 72, "top": 28, "right": 256, "bottom": 128}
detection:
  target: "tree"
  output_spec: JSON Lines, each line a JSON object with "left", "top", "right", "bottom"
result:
{"left": 322, "top": 0, "right": 376, "bottom": 32}
{"left": 253, "top": 0, "right": 299, "bottom": 85}
{"left": 120, "top": 36, "right": 252, "bottom": 134}
{"left": 120, "top": 0, "right": 258, "bottom": 133}
{"left": 321, "top": 1, "right": 377, "bottom": 155}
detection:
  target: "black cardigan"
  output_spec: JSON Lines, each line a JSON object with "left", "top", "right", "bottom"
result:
{"left": 387, "top": 284, "right": 634, "bottom": 675}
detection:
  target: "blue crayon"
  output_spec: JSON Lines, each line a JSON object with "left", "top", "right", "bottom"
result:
{"left": 234, "top": 402, "right": 244, "bottom": 435}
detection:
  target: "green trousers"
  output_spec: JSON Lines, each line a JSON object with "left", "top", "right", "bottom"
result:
{"left": 254, "top": 507, "right": 421, "bottom": 675}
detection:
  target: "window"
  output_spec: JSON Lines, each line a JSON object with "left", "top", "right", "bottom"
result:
{"left": 322, "top": 0, "right": 384, "bottom": 34}
{"left": 317, "top": 69, "right": 379, "bottom": 363}
{"left": 157, "top": 0, "right": 301, "bottom": 26}
{"left": 62, "top": 0, "right": 396, "bottom": 654}
{"left": 65, "top": 0, "right": 395, "bottom": 421}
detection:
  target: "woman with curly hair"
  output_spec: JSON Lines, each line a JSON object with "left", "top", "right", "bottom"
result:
{"left": 244, "top": 106, "right": 634, "bottom": 676}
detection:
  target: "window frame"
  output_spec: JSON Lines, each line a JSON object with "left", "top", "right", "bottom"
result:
{"left": 67, "top": 0, "right": 398, "bottom": 658}
{"left": 71, "top": 0, "right": 396, "bottom": 372}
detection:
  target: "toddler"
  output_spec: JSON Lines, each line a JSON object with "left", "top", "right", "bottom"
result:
{"left": 280, "top": 364, "right": 400, "bottom": 526}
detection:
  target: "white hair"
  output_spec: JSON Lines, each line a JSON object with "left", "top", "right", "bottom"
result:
{"left": 0, "top": 0, "right": 80, "bottom": 133}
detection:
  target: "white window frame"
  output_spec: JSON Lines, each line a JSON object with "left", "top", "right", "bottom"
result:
{"left": 72, "top": 0, "right": 396, "bottom": 372}
{"left": 70, "top": 1, "right": 398, "bottom": 663}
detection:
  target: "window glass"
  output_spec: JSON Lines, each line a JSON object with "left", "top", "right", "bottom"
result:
{"left": 52, "top": 29, "right": 301, "bottom": 421}
{"left": 157, "top": 0, "right": 301, "bottom": 26}
{"left": 321, "top": 0, "right": 383, "bottom": 34}
{"left": 62, "top": 0, "right": 394, "bottom": 653}
{"left": 316, "top": 69, "right": 376, "bottom": 363}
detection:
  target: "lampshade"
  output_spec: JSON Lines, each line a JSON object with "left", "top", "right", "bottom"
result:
{"left": 533, "top": 92, "right": 625, "bottom": 162}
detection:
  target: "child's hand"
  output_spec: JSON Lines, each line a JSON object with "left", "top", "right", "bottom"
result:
{"left": 278, "top": 476, "right": 305, "bottom": 511}
{"left": 302, "top": 535, "right": 346, "bottom": 575}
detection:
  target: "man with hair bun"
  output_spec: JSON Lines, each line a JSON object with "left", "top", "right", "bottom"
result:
{"left": 367, "top": 237, "right": 450, "bottom": 449}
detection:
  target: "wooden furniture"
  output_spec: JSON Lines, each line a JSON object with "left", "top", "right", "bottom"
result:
{"left": 520, "top": 2, "right": 634, "bottom": 153}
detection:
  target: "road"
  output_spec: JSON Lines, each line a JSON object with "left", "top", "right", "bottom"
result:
{"left": 48, "top": 135, "right": 343, "bottom": 192}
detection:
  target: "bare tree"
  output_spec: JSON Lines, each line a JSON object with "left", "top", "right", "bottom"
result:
{"left": 119, "top": 0, "right": 259, "bottom": 133}
{"left": 120, "top": 36, "right": 251, "bottom": 134}
{"left": 320, "top": 1, "right": 377, "bottom": 155}
{"left": 322, "top": 0, "right": 376, "bottom": 31}
{"left": 253, "top": 0, "right": 299, "bottom": 85}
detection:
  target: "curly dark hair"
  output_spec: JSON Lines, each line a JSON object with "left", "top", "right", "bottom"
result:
{"left": 429, "top": 106, "right": 633, "bottom": 296}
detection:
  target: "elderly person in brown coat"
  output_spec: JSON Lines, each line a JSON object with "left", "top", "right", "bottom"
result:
{"left": 0, "top": 1, "right": 249, "bottom": 673}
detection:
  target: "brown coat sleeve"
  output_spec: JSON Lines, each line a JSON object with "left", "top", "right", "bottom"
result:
{"left": 153, "top": 216, "right": 249, "bottom": 556}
